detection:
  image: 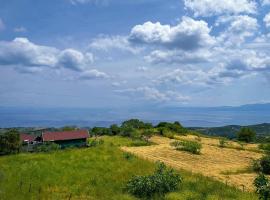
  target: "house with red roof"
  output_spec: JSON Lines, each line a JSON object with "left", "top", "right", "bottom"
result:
{"left": 20, "top": 133, "right": 36, "bottom": 144}
{"left": 42, "top": 130, "right": 89, "bottom": 148}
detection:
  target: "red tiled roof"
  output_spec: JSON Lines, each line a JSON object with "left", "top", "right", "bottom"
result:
{"left": 42, "top": 130, "right": 89, "bottom": 142}
{"left": 20, "top": 133, "right": 36, "bottom": 142}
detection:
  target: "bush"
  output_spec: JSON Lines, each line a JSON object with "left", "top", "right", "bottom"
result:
{"left": 259, "top": 143, "right": 270, "bottom": 152}
{"left": 253, "top": 159, "right": 262, "bottom": 172}
{"left": 87, "top": 138, "right": 104, "bottom": 147}
{"left": 219, "top": 138, "right": 227, "bottom": 148}
{"left": 156, "top": 121, "right": 187, "bottom": 134}
{"left": 236, "top": 128, "right": 256, "bottom": 143}
{"left": 126, "top": 162, "right": 182, "bottom": 199}
{"left": 0, "top": 130, "right": 21, "bottom": 155}
{"left": 33, "top": 142, "right": 60, "bottom": 152}
{"left": 260, "top": 155, "right": 270, "bottom": 175}
{"left": 123, "top": 152, "right": 135, "bottom": 160}
{"left": 254, "top": 174, "right": 270, "bottom": 200}
{"left": 171, "top": 140, "right": 202, "bottom": 154}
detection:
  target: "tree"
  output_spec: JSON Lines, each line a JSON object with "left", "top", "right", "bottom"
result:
{"left": 0, "top": 130, "right": 21, "bottom": 155}
{"left": 109, "top": 124, "right": 121, "bottom": 135}
{"left": 254, "top": 174, "right": 270, "bottom": 200}
{"left": 156, "top": 121, "right": 187, "bottom": 134}
{"left": 121, "top": 119, "right": 145, "bottom": 129}
{"left": 91, "top": 127, "right": 109, "bottom": 136}
{"left": 236, "top": 127, "right": 256, "bottom": 143}
{"left": 260, "top": 155, "right": 270, "bottom": 175}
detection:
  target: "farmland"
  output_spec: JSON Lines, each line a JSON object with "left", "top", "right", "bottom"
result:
{"left": 0, "top": 136, "right": 257, "bottom": 200}
{"left": 122, "top": 135, "right": 263, "bottom": 191}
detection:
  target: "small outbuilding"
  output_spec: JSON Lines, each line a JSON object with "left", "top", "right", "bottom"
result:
{"left": 20, "top": 133, "right": 36, "bottom": 144}
{"left": 42, "top": 130, "right": 89, "bottom": 148}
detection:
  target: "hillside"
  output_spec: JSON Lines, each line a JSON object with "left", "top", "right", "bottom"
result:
{"left": 0, "top": 136, "right": 257, "bottom": 200}
{"left": 189, "top": 123, "right": 270, "bottom": 138}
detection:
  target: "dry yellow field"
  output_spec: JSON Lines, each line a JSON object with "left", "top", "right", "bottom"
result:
{"left": 122, "top": 135, "right": 263, "bottom": 191}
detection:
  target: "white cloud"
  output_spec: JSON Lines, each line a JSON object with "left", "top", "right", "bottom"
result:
{"left": 217, "top": 15, "right": 258, "bottom": 46}
{"left": 89, "top": 35, "right": 140, "bottom": 54}
{"left": 0, "top": 37, "right": 94, "bottom": 72}
{"left": 14, "top": 26, "right": 27, "bottom": 33}
{"left": 264, "top": 13, "right": 270, "bottom": 27}
{"left": 184, "top": 0, "right": 257, "bottom": 17}
{"left": 115, "top": 86, "right": 190, "bottom": 102}
{"left": 79, "top": 69, "right": 109, "bottom": 79}
{"left": 129, "top": 16, "right": 215, "bottom": 51}
{"left": 145, "top": 49, "right": 211, "bottom": 64}
{"left": 262, "top": 0, "right": 270, "bottom": 6}
{"left": 0, "top": 18, "right": 5, "bottom": 31}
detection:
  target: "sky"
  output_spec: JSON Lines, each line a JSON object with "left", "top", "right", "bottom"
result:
{"left": 0, "top": 0, "right": 270, "bottom": 109}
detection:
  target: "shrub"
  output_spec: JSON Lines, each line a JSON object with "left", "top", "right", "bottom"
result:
{"left": 33, "top": 142, "right": 60, "bottom": 152}
{"left": 260, "top": 155, "right": 270, "bottom": 175}
{"left": 126, "top": 162, "right": 182, "bottom": 199}
{"left": 236, "top": 128, "right": 256, "bottom": 143}
{"left": 259, "top": 143, "right": 270, "bottom": 152}
{"left": 123, "top": 152, "right": 134, "bottom": 160}
{"left": 254, "top": 174, "right": 270, "bottom": 200}
{"left": 253, "top": 159, "right": 262, "bottom": 172}
{"left": 163, "top": 131, "right": 175, "bottom": 139}
{"left": 0, "top": 130, "right": 21, "bottom": 155}
{"left": 219, "top": 138, "right": 227, "bottom": 148}
{"left": 171, "top": 140, "right": 202, "bottom": 154}
{"left": 87, "top": 138, "right": 104, "bottom": 147}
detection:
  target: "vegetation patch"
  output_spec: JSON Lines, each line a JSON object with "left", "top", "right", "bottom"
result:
{"left": 126, "top": 162, "right": 182, "bottom": 199}
{"left": 170, "top": 140, "right": 202, "bottom": 154}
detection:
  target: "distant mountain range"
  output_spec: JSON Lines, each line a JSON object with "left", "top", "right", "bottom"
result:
{"left": 189, "top": 123, "right": 270, "bottom": 138}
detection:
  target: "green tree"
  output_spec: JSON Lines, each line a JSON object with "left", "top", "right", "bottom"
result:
{"left": 254, "top": 174, "right": 270, "bottom": 200}
{"left": 109, "top": 124, "right": 121, "bottom": 135}
{"left": 0, "top": 130, "right": 21, "bottom": 155}
{"left": 236, "top": 127, "right": 256, "bottom": 143}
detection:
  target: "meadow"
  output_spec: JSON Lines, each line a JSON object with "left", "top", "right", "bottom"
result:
{"left": 0, "top": 136, "right": 258, "bottom": 200}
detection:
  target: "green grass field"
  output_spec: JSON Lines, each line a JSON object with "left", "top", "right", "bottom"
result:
{"left": 0, "top": 136, "right": 258, "bottom": 200}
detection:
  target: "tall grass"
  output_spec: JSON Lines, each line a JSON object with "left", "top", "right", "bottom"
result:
{"left": 0, "top": 136, "right": 257, "bottom": 200}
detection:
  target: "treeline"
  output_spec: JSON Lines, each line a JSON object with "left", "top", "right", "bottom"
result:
{"left": 90, "top": 119, "right": 187, "bottom": 138}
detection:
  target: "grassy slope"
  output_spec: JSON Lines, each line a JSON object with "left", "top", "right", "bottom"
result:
{"left": 0, "top": 136, "right": 257, "bottom": 200}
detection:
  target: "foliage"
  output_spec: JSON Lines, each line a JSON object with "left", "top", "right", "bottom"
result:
{"left": 123, "top": 152, "right": 135, "bottom": 160}
{"left": 259, "top": 143, "right": 270, "bottom": 152}
{"left": 126, "top": 162, "right": 182, "bottom": 199}
{"left": 121, "top": 119, "right": 153, "bottom": 129}
{"left": 33, "top": 142, "right": 60, "bottom": 152}
{"left": 219, "top": 138, "right": 227, "bottom": 148}
{"left": 109, "top": 124, "right": 121, "bottom": 135}
{"left": 171, "top": 140, "right": 202, "bottom": 154}
{"left": 163, "top": 131, "right": 175, "bottom": 139}
{"left": 156, "top": 121, "right": 187, "bottom": 134}
{"left": 253, "top": 159, "right": 262, "bottom": 172}
{"left": 87, "top": 137, "right": 104, "bottom": 147}
{"left": 91, "top": 127, "right": 110, "bottom": 136}
{"left": 0, "top": 129, "right": 21, "bottom": 155}
{"left": 236, "top": 128, "right": 256, "bottom": 143}
{"left": 254, "top": 174, "right": 270, "bottom": 200}
{"left": 260, "top": 155, "right": 270, "bottom": 175}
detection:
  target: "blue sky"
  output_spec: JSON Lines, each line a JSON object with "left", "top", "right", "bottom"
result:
{"left": 0, "top": 0, "right": 270, "bottom": 109}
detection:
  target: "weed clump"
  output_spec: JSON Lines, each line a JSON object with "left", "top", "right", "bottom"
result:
{"left": 170, "top": 140, "right": 202, "bottom": 154}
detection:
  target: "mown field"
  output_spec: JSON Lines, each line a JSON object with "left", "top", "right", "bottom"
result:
{"left": 0, "top": 136, "right": 257, "bottom": 200}
{"left": 123, "top": 135, "right": 263, "bottom": 191}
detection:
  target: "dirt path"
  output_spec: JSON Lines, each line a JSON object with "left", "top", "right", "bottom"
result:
{"left": 122, "top": 136, "right": 262, "bottom": 191}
